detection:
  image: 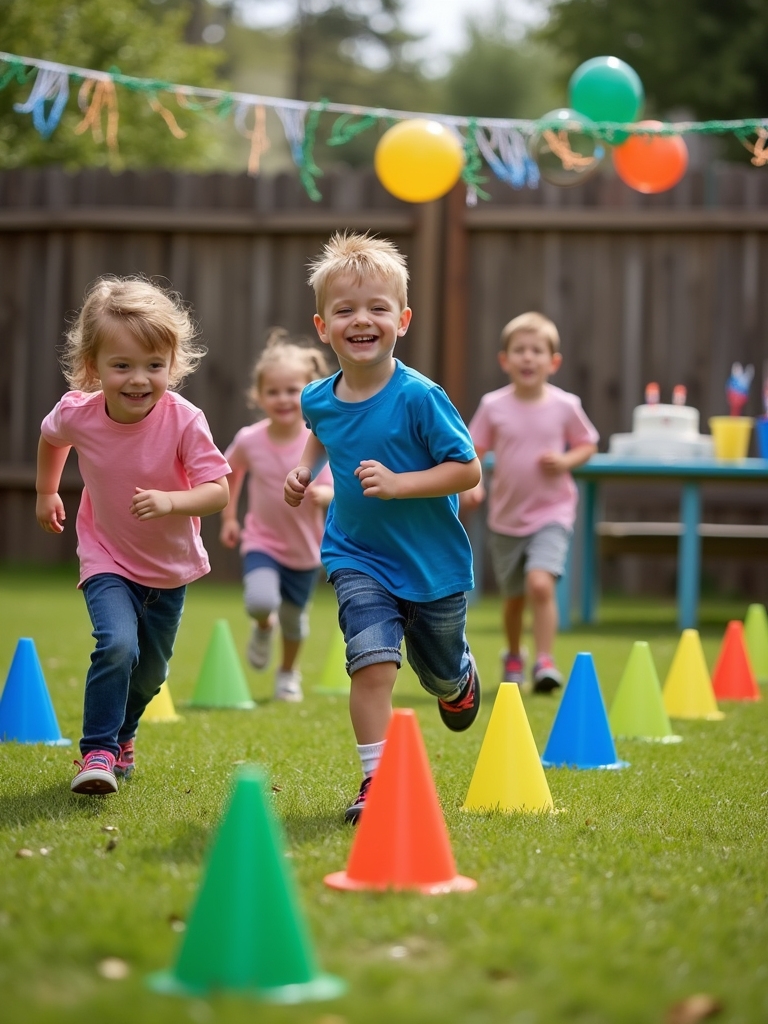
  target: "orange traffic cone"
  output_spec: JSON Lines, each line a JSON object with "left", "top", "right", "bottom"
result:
{"left": 711, "top": 621, "right": 760, "bottom": 702}
{"left": 324, "top": 709, "right": 476, "bottom": 894}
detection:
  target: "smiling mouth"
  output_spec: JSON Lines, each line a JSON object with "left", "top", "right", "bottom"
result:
{"left": 122, "top": 392, "right": 151, "bottom": 400}
{"left": 348, "top": 335, "right": 377, "bottom": 344}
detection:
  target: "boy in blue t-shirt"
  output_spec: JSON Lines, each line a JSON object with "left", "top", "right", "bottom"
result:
{"left": 284, "top": 232, "right": 482, "bottom": 822}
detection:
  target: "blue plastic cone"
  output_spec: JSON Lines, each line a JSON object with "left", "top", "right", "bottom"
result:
{"left": 541, "top": 652, "right": 627, "bottom": 770}
{"left": 0, "top": 638, "right": 71, "bottom": 745}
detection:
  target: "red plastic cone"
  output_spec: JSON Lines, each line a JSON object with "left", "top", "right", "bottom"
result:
{"left": 324, "top": 709, "right": 476, "bottom": 894}
{"left": 711, "top": 621, "right": 760, "bottom": 702}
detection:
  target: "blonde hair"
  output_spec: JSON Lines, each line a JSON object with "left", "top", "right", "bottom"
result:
{"left": 247, "top": 327, "right": 330, "bottom": 409}
{"left": 501, "top": 311, "right": 560, "bottom": 355}
{"left": 307, "top": 231, "right": 409, "bottom": 313}
{"left": 62, "top": 276, "right": 205, "bottom": 391}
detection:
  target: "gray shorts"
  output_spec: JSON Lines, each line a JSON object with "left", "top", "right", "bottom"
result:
{"left": 489, "top": 524, "right": 571, "bottom": 598}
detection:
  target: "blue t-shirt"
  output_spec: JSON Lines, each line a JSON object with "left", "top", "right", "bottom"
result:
{"left": 302, "top": 360, "right": 476, "bottom": 602}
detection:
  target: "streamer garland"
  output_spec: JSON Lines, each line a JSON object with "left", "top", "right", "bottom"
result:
{"left": 1, "top": 50, "right": 767, "bottom": 203}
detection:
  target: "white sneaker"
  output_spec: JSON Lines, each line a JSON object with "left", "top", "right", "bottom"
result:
{"left": 274, "top": 669, "right": 303, "bottom": 703}
{"left": 247, "top": 619, "right": 274, "bottom": 670}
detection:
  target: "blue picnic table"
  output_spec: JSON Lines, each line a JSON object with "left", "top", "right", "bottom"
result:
{"left": 570, "top": 455, "right": 768, "bottom": 631}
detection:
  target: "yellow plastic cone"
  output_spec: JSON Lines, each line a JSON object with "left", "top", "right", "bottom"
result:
{"left": 744, "top": 604, "right": 768, "bottom": 683}
{"left": 143, "top": 681, "right": 181, "bottom": 723}
{"left": 662, "top": 629, "right": 724, "bottom": 720}
{"left": 314, "top": 627, "right": 350, "bottom": 695}
{"left": 462, "top": 683, "right": 554, "bottom": 813}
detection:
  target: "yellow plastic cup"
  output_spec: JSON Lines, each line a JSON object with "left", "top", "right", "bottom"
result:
{"left": 708, "top": 416, "right": 753, "bottom": 459}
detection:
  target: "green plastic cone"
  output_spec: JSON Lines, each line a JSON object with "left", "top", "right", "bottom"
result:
{"left": 190, "top": 620, "right": 255, "bottom": 709}
{"left": 147, "top": 766, "right": 346, "bottom": 1002}
{"left": 314, "top": 627, "right": 350, "bottom": 695}
{"left": 744, "top": 604, "right": 768, "bottom": 683}
{"left": 609, "top": 642, "right": 681, "bottom": 743}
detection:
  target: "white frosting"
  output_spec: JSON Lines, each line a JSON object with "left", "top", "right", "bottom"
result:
{"left": 609, "top": 403, "right": 714, "bottom": 461}
{"left": 632, "top": 403, "right": 699, "bottom": 436}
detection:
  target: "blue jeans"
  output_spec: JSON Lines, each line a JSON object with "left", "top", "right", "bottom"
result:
{"left": 329, "top": 569, "right": 471, "bottom": 702}
{"left": 81, "top": 574, "right": 186, "bottom": 757}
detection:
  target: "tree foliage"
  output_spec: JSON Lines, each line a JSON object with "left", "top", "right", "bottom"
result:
{"left": 441, "top": 9, "right": 563, "bottom": 120}
{"left": 0, "top": 0, "right": 226, "bottom": 169}
{"left": 541, "top": 0, "right": 768, "bottom": 120}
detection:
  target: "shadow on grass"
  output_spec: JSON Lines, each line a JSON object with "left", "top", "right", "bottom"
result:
{"left": 282, "top": 813, "right": 350, "bottom": 846}
{"left": 0, "top": 783, "right": 114, "bottom": 827}
{"left": 139, "top": 821, "right": 211, "bottom": 863}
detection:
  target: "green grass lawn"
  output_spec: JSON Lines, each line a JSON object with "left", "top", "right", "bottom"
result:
{"left": 1, "top": 565, "right": 766, "bottom": 1024}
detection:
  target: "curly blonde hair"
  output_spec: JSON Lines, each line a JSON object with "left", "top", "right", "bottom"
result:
{"left": 307, "top": 231, "right": 409, "bottom": 314}
{"left": 247, "top": 327, "right": 330, "bottom": 409}
{"left": 61, "top": 276, "right": 206, "bottom": 391}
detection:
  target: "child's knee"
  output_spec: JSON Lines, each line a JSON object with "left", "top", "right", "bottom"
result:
{"left": 526, "top": 570, "right": 555, "bottom": 603}
{"left": 243, "top": 567, "right": 280, "bottom": 619}
{"left": 277, "top": 601, "right": 308, "bottom": 641}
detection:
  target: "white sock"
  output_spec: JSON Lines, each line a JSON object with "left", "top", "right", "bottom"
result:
{"left": 357, "top": 740, "right": 385, "bottom": 778}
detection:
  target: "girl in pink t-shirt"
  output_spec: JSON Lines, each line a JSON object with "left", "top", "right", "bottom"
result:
{"left": 36, "top": 277, "right": 230, "bottom": 796}
{"left": 220, "top": 331, "right": 333, "bottom": 702}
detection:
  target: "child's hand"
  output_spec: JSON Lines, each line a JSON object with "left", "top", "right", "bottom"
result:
{"left": 307, "top": 483, "right": 333, "bottom": 510}
{"left": 285, "top": 466, "right": 311, "bottom": 507}
{"left": 131, "top": 487, "right": 173, "bottom": 520}
{"left": 539, "top": 452, "right": 569, "bottom": 475}
{"left": 220, "top": 519, "right": 241, "bottom": 548}
{"left": 355, "top": 460, "right": 399, "bottom": 500}
{"left": 36, "top": 493, "right": 66, "bottom": 534}
{"left": 460, "top": 480, "right": 486, "bottom": 510}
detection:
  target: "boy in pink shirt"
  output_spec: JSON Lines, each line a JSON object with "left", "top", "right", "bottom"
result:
{"left": 37, "top": 277, "right": 230, "bottom": 794}
{"left": 465, "top": 312, "right": 598, "bottom": 692}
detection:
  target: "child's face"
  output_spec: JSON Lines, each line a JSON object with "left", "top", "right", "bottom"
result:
{"left": 313, "top": 273, "right": 411, "bottom": 374}
{"left": 499, "top": 329, "right": 562, "bottom": 396}
{"left": 90, "top": 324, "right": 171, "bottom": 423}
{"left": 257, "top": 363, "right": 307, "bottom": 432}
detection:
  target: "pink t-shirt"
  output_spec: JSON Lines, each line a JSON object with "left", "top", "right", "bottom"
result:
{"left": 41, "top": 390, "right": 231, "bottom": 589}
{"left": 224, "top": 420, "right": 333, "bottom": 570}
{"left": 469, "top": 383, "right": 599, "bottom": 536}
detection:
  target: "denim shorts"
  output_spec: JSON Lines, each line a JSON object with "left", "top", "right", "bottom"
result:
{"left": 329, "top": 568, "right": 471, "bottom": 701}
{"left": 243, "top": 550, "right": 320, "bottom": 609}
{"left": 489, "top": 524, "right": 571, "bottom": 598}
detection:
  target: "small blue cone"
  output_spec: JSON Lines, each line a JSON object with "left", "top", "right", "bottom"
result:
{"left": 541, "top": 652, "right": 627, "bottom": 770}
{"left": 0, "top": 638, "right": 71, "bottom": 746}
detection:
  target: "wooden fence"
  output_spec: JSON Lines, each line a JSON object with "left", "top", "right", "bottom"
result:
{"left": 2, "top": 163, "right": 767, "bottom": 594}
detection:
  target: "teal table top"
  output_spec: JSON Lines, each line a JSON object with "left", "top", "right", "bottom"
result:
{"left": 573, "top": 455, "right": 768, "bottom": 480}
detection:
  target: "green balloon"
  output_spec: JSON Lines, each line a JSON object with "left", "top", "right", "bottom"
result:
{"left": 568, "top": 56, "right": 644, "bottom": 134}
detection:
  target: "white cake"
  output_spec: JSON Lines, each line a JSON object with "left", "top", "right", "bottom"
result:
{"left": 609, "top": 403, "right": 715, "bottom": 461}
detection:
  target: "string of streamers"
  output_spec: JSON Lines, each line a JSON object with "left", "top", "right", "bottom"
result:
{"left": 276, "top": 100, "right": 326, "bottom": 200}
{"left": 541, "top": 129, "right": 597, "bottom": 171}
{"left": 13, "top": 68, "right": 69, "bottom": 139}
{"left": 74, "top": 78, "right": 119, "bottom": 156}
{"left": 327, "top": 112, "right": 378, "bottom": 147}
{"left": 148, "top": 94, "right": 186, "bottom": 139}
{"left": 474, "top": 126, "right": 539, "bottom": 189}
{"left": 234, "top": 102, "right": 270, "bottom": 175}
{"left": 736, "top": 127, "right": 768, "bottom": 168}
{"left": 461, "top": 120, "right": 491, "bottom": 206}
{"left": 1, "top": 50, "right": 767, "bottom": 201}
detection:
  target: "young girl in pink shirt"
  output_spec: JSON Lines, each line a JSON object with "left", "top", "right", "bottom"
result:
{"left": 220, "top": 331, "right": 333, "bottom": 702}
{"left": 36, "top": 277, "right": 230, "bottom": 795}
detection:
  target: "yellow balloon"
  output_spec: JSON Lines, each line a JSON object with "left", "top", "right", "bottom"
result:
{"left": 374, "top": 119, "right": 464, "bottom": 204}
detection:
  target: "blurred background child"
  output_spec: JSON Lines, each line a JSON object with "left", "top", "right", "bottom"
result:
{"left": 464, "top": 312, "right": 598, "bottom": 692}
{"left": 36, "top": 276, "right": 230, "bottom": 794}
{"left": 220, "top": 329, "right": 333, "bottom": 702}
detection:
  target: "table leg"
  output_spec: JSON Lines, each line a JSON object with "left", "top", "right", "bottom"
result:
{"left": 678, "top": 482, "right": 701, "bottom": 631}
{"left": 581, "top": 480, "right": 598, "bottom": 624}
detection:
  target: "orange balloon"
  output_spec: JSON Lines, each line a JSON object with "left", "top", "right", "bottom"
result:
{"left": 612, "top": 120, "right": 688, "bottom": 194}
